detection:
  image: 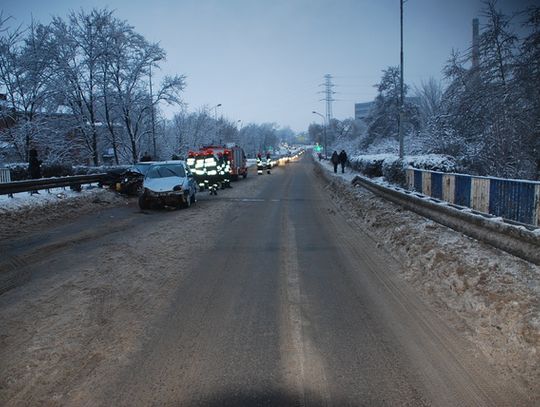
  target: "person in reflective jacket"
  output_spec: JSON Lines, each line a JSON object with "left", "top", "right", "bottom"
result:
{"left": 203, "top": 152, "right": 219, "bottom": 195}
{"left": 222, "top": 151, "right": 232, "bottom": 188}
{"left": 188, "top": 153, "right": 207, "bottom": 191}
{"left": 256, "top": 153, "right": 264, "bottom": 175}
{"left": 265, "top": 152, "right": 271, "bottom": 174}
{"left": 216, "top": 152, "right": 229, "bottom": 189}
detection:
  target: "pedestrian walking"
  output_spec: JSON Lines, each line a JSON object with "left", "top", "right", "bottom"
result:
{"left": 331, "top": 151, "right": 339, "bottom": 173}
{"left": 339, "top": 150, "right": 348, "bottom": 173}
{"left": 28, "top": 149, "right": 42, "bottom": 179}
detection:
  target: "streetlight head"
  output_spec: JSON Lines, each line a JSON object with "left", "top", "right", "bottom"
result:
{"left": 312, "top": 111, "right": 316, "bottom": 114}
{"left": 217, "top": 103, "right": 222, "bottom": 107}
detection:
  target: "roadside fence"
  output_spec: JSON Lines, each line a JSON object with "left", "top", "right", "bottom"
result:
{"left": 406, "top": 168, "right": 540, "bottom": 227}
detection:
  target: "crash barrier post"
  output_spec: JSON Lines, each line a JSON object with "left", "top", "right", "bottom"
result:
{"left": 406, "top": 168, "right": 540, "bottom": 227}
{"left": 0, "top": 168, "right": 11, "bottom": 183}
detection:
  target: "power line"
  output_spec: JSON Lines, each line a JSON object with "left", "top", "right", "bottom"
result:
{"left": 318, "top": 74, "right": 335, "bottom": 124}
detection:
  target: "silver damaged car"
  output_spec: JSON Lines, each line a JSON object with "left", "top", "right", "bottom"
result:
{"left": 138, "top": 161, "right": 197, "bottom": 210}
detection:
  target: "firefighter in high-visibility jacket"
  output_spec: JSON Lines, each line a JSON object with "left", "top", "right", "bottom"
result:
{"left": 186, "top": 152, "right": 196, "bottom": 174}
{"left": 219, "top": 151, "right": 232, "bottom": 188}
{"left": 265, "top": 152, "right": 272, "bottom": 174}
{"left": 256, "top": 153, "right": 264, "bottom": 175}
{"left": 203, "top": 152, "right": 220, "bottom": 195}
{"left": 188, "top": 152, "right": 207, "bottom": 191}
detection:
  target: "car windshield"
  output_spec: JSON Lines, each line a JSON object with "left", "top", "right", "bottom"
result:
{"left": 146, "top": 164, "right": 186, "bottom": 179}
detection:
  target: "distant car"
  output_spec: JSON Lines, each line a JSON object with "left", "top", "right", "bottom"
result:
{"left": 138, "top": 161, "right": 197, "bottom": 210}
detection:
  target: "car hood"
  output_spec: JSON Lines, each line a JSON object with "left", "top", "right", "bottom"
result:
{"left": 144, "top": 176, "right": 186, "bottom": 193}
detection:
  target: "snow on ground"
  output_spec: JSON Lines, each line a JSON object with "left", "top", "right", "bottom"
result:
{"left": 315, "top": 154, "right": 540, "bottom": 396}
{"left": 0, "top": 185, "right": 99, "bottom": 212}
{"left": 0, "top": 186, "right": 128, "bottom": 239}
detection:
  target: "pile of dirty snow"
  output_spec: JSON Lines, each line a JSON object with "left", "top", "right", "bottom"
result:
{"left": 316, "top": 157, "right": 540, "bottom": 396}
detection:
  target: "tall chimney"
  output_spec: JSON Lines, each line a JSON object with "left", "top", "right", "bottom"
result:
{"left": 472, "top": 18, "right": 479, "bottom": 69}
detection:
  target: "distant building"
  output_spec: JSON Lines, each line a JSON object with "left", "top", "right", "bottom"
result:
{"left": 355, "top": 97, "right": 420, "bottom": 123}
{"left": 354, "top": 101, "right": 374, "bottom": 121}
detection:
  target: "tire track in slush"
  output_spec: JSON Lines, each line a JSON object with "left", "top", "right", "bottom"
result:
{"left": 281, "top": 204, "right": 331, "bottom": 406}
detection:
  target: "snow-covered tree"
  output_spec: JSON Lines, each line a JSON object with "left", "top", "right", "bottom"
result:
{"left": 431, "top": 1, "right": 537, "bottom": 178}
{"left": 363, "top": 66, "right": 419, "bottom": 150}
{"left": 48, "top": 9, "right": 115, "bottom": 165}
{"left": 0, "top": 18, "right": 54, "bottom": 161}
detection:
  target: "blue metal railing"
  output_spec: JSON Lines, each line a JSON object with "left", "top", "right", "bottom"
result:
{"left": 406, "top": 168, "right": 540, "bottom": 226}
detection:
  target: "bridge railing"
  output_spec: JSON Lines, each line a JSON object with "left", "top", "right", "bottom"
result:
{"left": 406, "top": 168, "right": 540, "bottom": 226}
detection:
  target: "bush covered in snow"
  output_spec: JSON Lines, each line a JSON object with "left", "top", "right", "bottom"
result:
{"left": 349, "top": 154, "right": 388, "bottom": 178}
{"left": 5, "top": 163, "right": 29, "bottom": 181}
{"left": 349, "top": 154, "right": 458, "bottom": 186}
{"left": 382, "top": 159, "right": 407, "bottom": 186}
{"left": 42, "top": 163, "right": 74, "bottom": 178}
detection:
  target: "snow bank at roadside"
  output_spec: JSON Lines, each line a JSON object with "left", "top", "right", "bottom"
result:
{"left": 0, "top": 187, "right": 127, "bottom": 239}
{"left": 316, "top": 156, "right": 540, "bottom": 397}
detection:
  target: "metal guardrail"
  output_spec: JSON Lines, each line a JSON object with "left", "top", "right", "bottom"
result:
{"left": 0, "top": 174, "right": 106, "bottom": 196}
{"left": 347, "top": 174, "right": 540, "bottom": 265}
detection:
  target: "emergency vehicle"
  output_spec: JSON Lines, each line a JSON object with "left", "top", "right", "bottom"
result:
{"left": 203, "top": 144, "right": 248, "bottom": 180}
{"left": 187, "top": 144, "right": 248, "bottom": 184}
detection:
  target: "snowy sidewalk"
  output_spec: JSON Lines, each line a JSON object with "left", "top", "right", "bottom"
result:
{"left": 314, "top": 155, "right": 358, "bottom": 184}
{"left": 313, "top": 151, "right": 540, "bottom": 394}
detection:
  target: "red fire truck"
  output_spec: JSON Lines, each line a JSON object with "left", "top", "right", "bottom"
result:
{"left": 199, "top": 144, "right": 248, "bottom": 180}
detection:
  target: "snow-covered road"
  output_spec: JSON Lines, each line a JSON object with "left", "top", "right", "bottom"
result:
{"left": 0, "top": 155, "right": 537, "bottom": 405}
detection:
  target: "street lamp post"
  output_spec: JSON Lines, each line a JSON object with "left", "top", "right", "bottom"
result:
{"left": 236, "top": 120, "right": 242, "bottom": 145}
{"left": 312, "top": 111, "right": 327, "bottom": 158}
{"left": 212, "top": 103, "right": 222, "bottom": 141}
{"left": 398, "top": 0, "right": 405, "bottom": 159}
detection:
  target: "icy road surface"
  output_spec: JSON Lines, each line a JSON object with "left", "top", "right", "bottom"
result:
{"left": 0, "top": 155, "right": 534, "bottom": 406}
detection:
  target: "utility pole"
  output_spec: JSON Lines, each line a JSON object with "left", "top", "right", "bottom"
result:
{"left": 398, "top": 0, "right": 405, "bottom": 159}
{"left": 323, "top": 74, "right": 335, "bottom": 125}
{"left": 149, "top": 56, "right": 162, "bottom": 159}
{"left": 212, "top": 103, "right": 222, "bottom": 142}
{"left": 149, "top": 63, "right": 156, "bottom": 158}
{"left": 472, "top": 18, "right": 480, "bottom": 69}
{"left": 318, "top": 74, "right": 335, "bottom": 158}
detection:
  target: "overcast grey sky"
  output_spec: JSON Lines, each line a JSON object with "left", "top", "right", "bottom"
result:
{"left": 1, "top": 0, "right": 537, "bottom": 132}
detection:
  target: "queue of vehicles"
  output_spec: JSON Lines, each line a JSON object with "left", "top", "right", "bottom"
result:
{"left": 108, "top": 145, "right": 303, "bottom": 210}
{"left": 111, "top": 144, "right": 247, "bottom": 210}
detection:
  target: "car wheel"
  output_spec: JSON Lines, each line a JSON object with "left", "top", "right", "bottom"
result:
{"left": 138, "top": 194, "right": 150, "bottom": 210}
